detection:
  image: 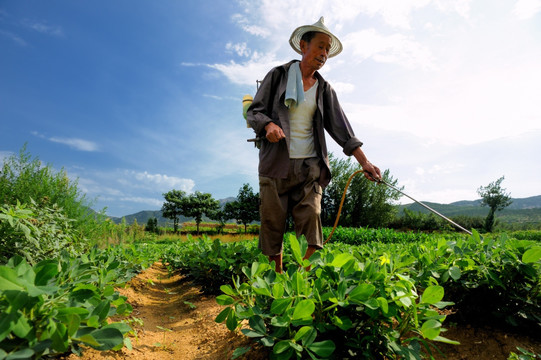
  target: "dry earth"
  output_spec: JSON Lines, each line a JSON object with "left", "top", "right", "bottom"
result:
{"left": 66, "top": 262, "right": 540, "bottom": 360}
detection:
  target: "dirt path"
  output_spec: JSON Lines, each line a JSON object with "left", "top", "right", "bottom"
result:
{"left": 67, "top": 263, "right": 540, "bottom": 360}
{"left": 67, "top": 262, "right": 266, "bottom": 360}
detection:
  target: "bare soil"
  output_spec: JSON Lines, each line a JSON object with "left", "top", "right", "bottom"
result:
{"left": 66, "top": 263, "right": 540, "bottom": 360}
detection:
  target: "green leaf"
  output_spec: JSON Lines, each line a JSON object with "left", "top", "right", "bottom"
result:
{"left": 522, "top": 246, "right": 541, "bottom": 263}
{"left": 74, "top": 334, "right": 101, "bottom": 347}
{"left": 12, "top": 314, "right": 32, "bottom": 338}
{"left": 64, "top": 314, "right": 81, "bottom": 337}
{"left": 420, "top": 319, "right": 441, "bottom": 340}
{"left": 0, "top": 267, "right": 24, "bottom": 291}
{"left": 0, "top": 313, "right": 17, "bottom": 342}
{"left": 377, "top": 296, "right": 389, "bottom": 314}
{"left": 241, "top": 329, "right": 264, "bottom": 338}
{"left": 91, "top": 300, "right": 111, "bottom": 323}
{"left": 226, "top": 311, "right": 238, "bottom": 331}
{"left": 308, "top": 340, "right": 336, "bottom": 358}
{"left": 330, "top": 253, "right": 355, "bottom": 268}
{"left": 294, "top": 326, "right": 313, "bottom": 341}
{"left": 103, "top": 322, "right": 132, "bottom": 335}
{"left": 348, "top": 283, "right": 375, "bottom": 302}
{"left": 34, "top": 260, "right": 59, "bottom": 286}
{"left": 274, "top": 340, "right": 292, "bottom": 354}
{"left": 448, "top": 266, "right": 461, "bottom": 281}
{"left": 215, "top": 307, "right": 231, "bottom": 323}
{"left": 332, "top": 315, "right": 353, "bottom": 331}
{"left": 364, "top": 298, "right": 380, "bottom": 310}
{"left": 421, "top": 286, "right": 444, "bottom": 305}
{"left": 271, "top": 298, "right": 292, "bottom": 315}
{"left": 57, "top": 307, "right": 90, "bottom": 317}
{"left": 220, "top": 284, "right": 236, "bottom": 296}
{"left": 87, "top": 315, "right": 100, "bottom": 328}
{"left": 50, "top": 322, "right": 68, "bottom": 352}
{"left": 3, "top": 290, "right": 29, "bottom": 312}
{"left": 4, "top": 348, "right": 35, "bottom": 360}
{"left": 216, "top": 295, "right": 235, "bottom": 305}
{"left": 272, "top": 282, "right": 284, "bottom": 298}
{"left": 232, "top": 346, "right": 252, "bottom": 359}
{"left": 289, "top": 234, "right": 303, "bottom": 265}
{"left": 292, "top": 299, "right": 315, "bottom": 320}
{"left": 88, "top": 328, "right": 124, "bottom": 350}
{"left": 249, "top": 316, "right": 267, "bottom": 335}
{"left": 433, "top": 335, "right": 460, "bottom": 345}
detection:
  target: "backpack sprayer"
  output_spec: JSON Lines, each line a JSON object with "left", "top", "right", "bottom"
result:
{"left": 241, "top": 91, "right": 472, "bottom": 242}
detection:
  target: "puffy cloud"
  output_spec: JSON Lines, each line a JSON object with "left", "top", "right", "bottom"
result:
{"left": 513, "top": 0, "right": 541, "bottom": 19}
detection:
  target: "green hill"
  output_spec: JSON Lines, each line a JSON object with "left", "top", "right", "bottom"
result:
{"left": 397, "top": 195, "right": 541, "bottom": 227}
{"left": 108, "top": 195, "right": 541, "bottom": 228}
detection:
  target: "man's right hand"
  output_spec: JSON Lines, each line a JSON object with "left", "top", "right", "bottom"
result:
{"left": 265, "top": 122, "right": 286, "bottom": 143}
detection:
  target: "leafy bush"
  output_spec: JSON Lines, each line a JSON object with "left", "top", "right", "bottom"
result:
{"left": 510, "top": 230, "right": 541, "bottom": 241}
{"left": 0, "top": 200, "right": 87, "bottom": 265}
{"left": 0, "top": 145, "right": 98, "bottom": 236}
{"left": 216, "top": 235, "right": 457, "bottom": 359}
{"left": 0, "top": 248, "right": 139, "bottom": 359}
{"left": 163, "top": 235, "right": 262, "bottom": 294}
{"left": 322, "top": 226, "right": 432, "bottom": 245}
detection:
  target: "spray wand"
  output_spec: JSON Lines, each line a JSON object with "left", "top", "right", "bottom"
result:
{"left": 325, "top": 170, "right": 472, "bottom": 244}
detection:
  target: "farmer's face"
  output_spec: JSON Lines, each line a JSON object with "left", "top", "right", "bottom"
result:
{"left": 300, "top": 32, "right": 332, "bottom": 71}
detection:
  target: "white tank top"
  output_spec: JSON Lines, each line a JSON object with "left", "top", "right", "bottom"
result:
{"left": 288, "top": 80, "right": 318, "bottom": 159}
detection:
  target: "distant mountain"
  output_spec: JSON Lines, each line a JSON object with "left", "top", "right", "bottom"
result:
{"left": 108, "top": 197, "right": 237, "bottom": 227}
{"left": 107, "top": 195, "right": 541, "bottom": 227}
{"left": 398, "top": 195, "right": 541, "bottom": 226}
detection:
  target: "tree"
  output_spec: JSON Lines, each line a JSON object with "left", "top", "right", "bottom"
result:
{"left": 322, "top": 153, "right": 402, "bottom": 228}
{"left": 184, "top": 191, "right": 220, "bottom": 234}
{"left": 145, "top": 217, "right": 158, "bottom": 233}
{"left": 477, "top": 176, "right": 512, "bottom": 232}
{"left": 161, "top": 189, "right": 186, "bottom": 233}
{"left": 224, "top": 183, "right": 260, "bottom": 233}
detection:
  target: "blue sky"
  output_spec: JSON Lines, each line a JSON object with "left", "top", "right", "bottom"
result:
{"left": 1, "top": 0, "right": 540, "bottom": 217}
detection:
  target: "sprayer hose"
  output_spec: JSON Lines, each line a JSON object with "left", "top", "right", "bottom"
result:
{"left": 324, "top": 169, "right": 366, "bottom": 245}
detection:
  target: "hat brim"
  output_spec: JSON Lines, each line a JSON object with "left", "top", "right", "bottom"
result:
{"left": 289, "top": 25, "right": 343, "bottom": 58}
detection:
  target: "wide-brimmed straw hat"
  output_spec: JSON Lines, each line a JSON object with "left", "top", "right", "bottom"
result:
{"left": 289, "top": 16, "right": 343, "bottom": 58}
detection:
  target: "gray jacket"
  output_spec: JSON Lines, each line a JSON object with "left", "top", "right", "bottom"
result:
{"left": 247, "top": 60, "right": 363, "bottom": 188}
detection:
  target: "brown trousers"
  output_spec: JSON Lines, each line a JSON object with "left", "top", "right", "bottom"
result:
{"left": 258, "top": 157, "right": 323, "bottom": 256}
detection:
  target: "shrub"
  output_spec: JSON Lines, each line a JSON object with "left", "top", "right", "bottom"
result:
{"left": 0, "top": 200, "right": 87, "bottom": 265}
{"left": 0, "top": 145, "right": 100, "bottom": 237}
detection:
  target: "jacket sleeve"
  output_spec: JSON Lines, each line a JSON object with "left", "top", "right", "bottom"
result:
{"left": 322, "top": 83, "right": 363, "bottom": 156}
{"left": 246, "top": 67, "right": 282, "bottom": 137}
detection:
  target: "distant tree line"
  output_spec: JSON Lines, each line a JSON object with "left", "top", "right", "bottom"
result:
{"left": 161, "top": 184, "right": 259, "bottom": 234}
{"left": 160, "top": 154, "right": 514, "bottom": 235}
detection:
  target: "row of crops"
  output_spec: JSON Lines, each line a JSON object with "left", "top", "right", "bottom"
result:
{"left": 1, "top": 228, "right": 540, "bottom": 359}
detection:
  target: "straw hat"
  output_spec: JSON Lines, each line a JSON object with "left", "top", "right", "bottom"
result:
{"left": 289, "top": 17, "right": 343, "bottom": 58}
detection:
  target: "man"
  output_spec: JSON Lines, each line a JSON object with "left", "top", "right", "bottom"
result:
{"left": 247, "top": 17, "right": 381, "bottom": 273}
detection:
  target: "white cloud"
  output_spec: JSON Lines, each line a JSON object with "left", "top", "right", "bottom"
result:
{"left": 49, "top": 137, "right": 99, "bottom": 151}
{"left": 226, "top": 42, "right": 251, "bottom": 57}
{"left": 344, "top": 29, "right": 436, "bottom": 70}
{"left": 331, "top": 81, "right": 355, "bottom": 95}
{"left": 22, "top": 19, "right": 64, "bottom": 37}
{"left": 209, "top": 56, "right": 283, "bottom": 86}
{"left": 119, "top": 196, "right": 163, "bottom": 207}
{"left": 513, "top": 0, "right": 541, "bottom": 19}
{"left": 129, "top": 171, "right": 195, "bottom": 193}
{"left": 31, "top": 132, "right": 100, "bottom": 151}
{"left": 0, "top": 30, "right": 27, "bottom": 46}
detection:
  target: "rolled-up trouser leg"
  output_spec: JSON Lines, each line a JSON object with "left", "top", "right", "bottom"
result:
{"left": 258, "top": 176, "right": 288, "bottom": 256}
{"left": 291, "top": 158, "right": 323, "bottom": 250}
{"left": 258, "top": 157, "right": 323, "bottom": 256}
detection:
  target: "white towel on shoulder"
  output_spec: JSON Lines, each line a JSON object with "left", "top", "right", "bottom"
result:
{"left": 284, "top": 62, "right": 304, "bottom": 108}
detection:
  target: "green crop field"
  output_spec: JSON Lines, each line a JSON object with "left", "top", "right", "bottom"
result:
{"left": 2, "top": 227, "right": 539, "bottom": 359}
